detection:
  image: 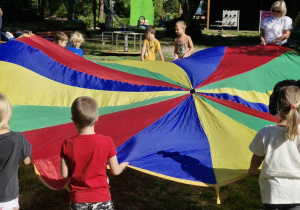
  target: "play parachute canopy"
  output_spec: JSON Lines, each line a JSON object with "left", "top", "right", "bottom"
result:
{"left": 1, "top": 35, "right": 299, "bottom": 202}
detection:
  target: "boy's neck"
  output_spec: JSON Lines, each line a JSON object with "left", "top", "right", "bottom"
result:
{"left": 77, "top": 125, "right": 96, "bottom": 135}
{"left": 0, "top": 128, "right": 10, "bottom": 135}
{"left": 148, "top": 34, "right": 155, "bottom": 41}
{"left": 178, "top": 33, "right": 185, "bottom": 38}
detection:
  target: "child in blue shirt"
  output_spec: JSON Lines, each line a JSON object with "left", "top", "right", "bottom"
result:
{"left": 67, "top": 31, "right": 84, "bottom": 57}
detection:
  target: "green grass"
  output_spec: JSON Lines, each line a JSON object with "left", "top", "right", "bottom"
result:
{"left": 18, "top": 29, "right": 265, "bottom": 210}
{"left": 19, "top": 164, "right": 262, "bottom": 210}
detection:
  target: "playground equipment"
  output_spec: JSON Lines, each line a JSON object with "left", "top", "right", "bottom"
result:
{"left": 104, "top": 0, "right": 128, "bottom": 30}
{"left": 210, "top": 10, "right": 240, "bottom": 34}
{"left": 102, "top": 31, "right": 144, "bottom": 55}
{"left": 138, "top": 16, "right": 148, "bottom": 28}
{"left": 130, "top": 0, "right": 154, "bottom": 27}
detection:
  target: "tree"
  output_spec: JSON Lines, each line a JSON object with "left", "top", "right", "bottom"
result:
{"left": 166, "top": 0, "right": 202, "bottom": 39}
{"left": 180, "top": 0, "right": 201, "bottom": 25}
{"left": 165, "top": 0, "right": 179, "bottom": 13}
{"left": 114, "top": 0, "right": 130, "bottom": 18}
{"left": 67, "top": 0, "right": 75, "bottom": 20}
{"left": 99, "top": 0, "right": 104, "bottom": 21}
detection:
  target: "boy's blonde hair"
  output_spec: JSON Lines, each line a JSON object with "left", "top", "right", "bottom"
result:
{"left": 0, "top": 8, "right": 3, "bottom": 16}
{"left": 71, "top": 96, "right": 99, "bottom": 127}
{"left": 145, "top": 26, "right": 156, "bottom": 34}
{"left": 271, "top": 1, "right": 287, "bottom": 17}
{"left": 0, "top": 93, "right": 12, "bottom": 130}
{"left": 55, "top": 32, "right": 68, "bottom": 43}
{"left": 70, "top": 31, "right": 84, "bottom": 43}
{"left": 176, "top": 21, "right": 187, "bottom": 29}
{"left": 276, "top": 86, "right": 300, "bottom": 140}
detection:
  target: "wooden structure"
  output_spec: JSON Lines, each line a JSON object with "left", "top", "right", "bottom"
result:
{"left": 36, "top": 31, "right": 73, "bottom": 41}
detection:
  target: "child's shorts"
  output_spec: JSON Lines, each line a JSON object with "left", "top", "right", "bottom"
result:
{"left": 0, "top": 197, "right": 19, "bottom": 210}
{"left": 70, "top": 200, "right": 114, "bottom": 210}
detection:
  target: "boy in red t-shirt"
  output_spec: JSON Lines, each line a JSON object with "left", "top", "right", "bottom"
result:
{"left": 60, "top": 96, "right": 129, "bottom": 210}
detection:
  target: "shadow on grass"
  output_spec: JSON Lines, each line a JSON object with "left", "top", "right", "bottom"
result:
{"left": 18, "top": 159, "right": 262, "bottom": 210}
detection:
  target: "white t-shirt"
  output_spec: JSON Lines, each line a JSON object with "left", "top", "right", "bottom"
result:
{"left": 261, "top": 16, "right": 293, "bottom": 45}
{"left": 249, "top": 125, "right": 300, "bottom": 204}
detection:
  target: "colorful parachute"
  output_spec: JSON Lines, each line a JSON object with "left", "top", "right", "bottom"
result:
{"left": 1, "top": 35, "right": 299, "bottom": 200}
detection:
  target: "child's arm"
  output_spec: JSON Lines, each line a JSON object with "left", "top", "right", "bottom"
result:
{"left": 174, "top": 53, "right": 178, "bottom": 60}
{"left": 183, "top": 36, "right": 194, "bottom": 58}
{"left": 158, "top": 49, "right": 164, "bottom": 61}
{"left": 248, "top": 154, "right": 264, "bottom": 175}
{"left": 141, "top": 42, "right": 147, "bottom": 61}
{"left": 173, "top": 39, "right": 178, "bottom": 60}
{"left": 23, "top": 156, "right": 31, "bottom": 165}
{"left": 60, "top": 158, "right": 70, "bottom": 178}
{"left": 108, "top": 155, "right": 129, "bottom": 175}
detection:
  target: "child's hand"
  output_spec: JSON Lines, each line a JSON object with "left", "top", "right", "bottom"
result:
{"left": 248, "top": 167, "right": 260, "bottom": 175}
{"left": 174, "top": 54, "right": 178, "bottom": 60}
{"left": 120, "top": 162, "right": 129, "bottom": 170}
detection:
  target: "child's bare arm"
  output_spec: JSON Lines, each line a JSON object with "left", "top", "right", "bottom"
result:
{"left": 158, "top": 49, "right": 164, "bottom": 61}
{"left": 248, "top": 154, "right": 264, "bottom": 175}
{"left": 108, "top": 155, "right": 129, "bottom": 175}
{"left": 60, "top": 158, "right": 70, "bottom": 178}
{"left": 141, "top": 43, "right": 146, "bottom": 61}
{"left": 173, "top": 40, "right": 179, "bottom": 60}
{"left": 183, "top": 37, "right": 194, "bottom": 58}
{"left": 174, "top": 53, "right": 178, "bottom": 60}
{"left": 23, "top": 156, "right": 31, "bottom": 165}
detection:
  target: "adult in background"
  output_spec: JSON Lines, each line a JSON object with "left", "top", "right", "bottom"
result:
{"left": 260, "top": 1, "right": 292, "bottom": 46}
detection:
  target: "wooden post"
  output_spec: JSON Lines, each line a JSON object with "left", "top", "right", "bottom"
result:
{"left": 206, "top": 0, "right": 210, "bottom": 30}
{"left": 179, "top": 1, "right": 181, "bottom": 18}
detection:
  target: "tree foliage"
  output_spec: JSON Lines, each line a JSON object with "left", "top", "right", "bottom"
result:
{"left": 164, "top": 0, "right": 179, "bottom": 13}
{"left": 114, "top": 0, "right": 130, "bottom": 18}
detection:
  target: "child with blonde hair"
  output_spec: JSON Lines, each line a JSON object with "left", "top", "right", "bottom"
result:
{"left": 141, "top": 25, "right": 164, "bottom": 61}
{"left": 67, "top": 31, "right": 84, "bottom": 57}
{"left": 60, "top": 96, "right": 128, "bottom": 210}
{"left": 0, "top": 93, "right": 31, "bottom": 210}
{"left": 173, "top": 21, "right": 194, "bottom": 60}
{"left": 55, "top": 32, "right": 69, "bottom": 48}
{"left": 249, "top": 85, "right": 300, "bottom": 209}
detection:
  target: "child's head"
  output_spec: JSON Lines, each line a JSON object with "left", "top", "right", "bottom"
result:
{"left": 70, "top": 31, "right": 84, "bottom": 49}
{"left": 144, "top": 26, "right": 156, "bottom": 40}
{"left": 175, "top": 21, "right": 186, "bottom": 36}
{"left": 276, "top": 86, "right": 300, "bottom": 140}
{"left": 0, "top": 93, "right": 12, "bottom": 130}
{"left": 55, "top": 32, "right": 69, "bottom": 48}
{"left": 71, "top": 96, "right": 99, "bottom": 128}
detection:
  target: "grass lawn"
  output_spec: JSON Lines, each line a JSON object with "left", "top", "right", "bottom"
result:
{"left": 19, "top": 29, "right": 264, "bottom": 210}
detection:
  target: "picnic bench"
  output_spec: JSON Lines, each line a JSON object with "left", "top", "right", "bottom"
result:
{"left": 35, "top": 30, "right": 73, "bottom": 41}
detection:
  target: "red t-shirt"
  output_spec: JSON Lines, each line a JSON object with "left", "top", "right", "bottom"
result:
{"left": 60, "top": 134, "right": 117, "bottom": 203}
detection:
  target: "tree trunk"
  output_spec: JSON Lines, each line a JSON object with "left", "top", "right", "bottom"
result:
{"left": 38, "top": 0, "right": 45, "bottom": 20}
{"left": 104, "top": 0, "right": 113, "bottom": 28}
{"left": 99, "top": 0, "right": 104, "bottom": 20}
{"left": 166, "top": 0, "right": 201, "bottom": 39}
{"left": 93, "top": 0, "right": 97, "bottom": 29}
{"left": 67, "top": 0, "right": 75, "bottom": 21}
{"left": 181, "top": 0, "right": 201, "bottom": 26}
